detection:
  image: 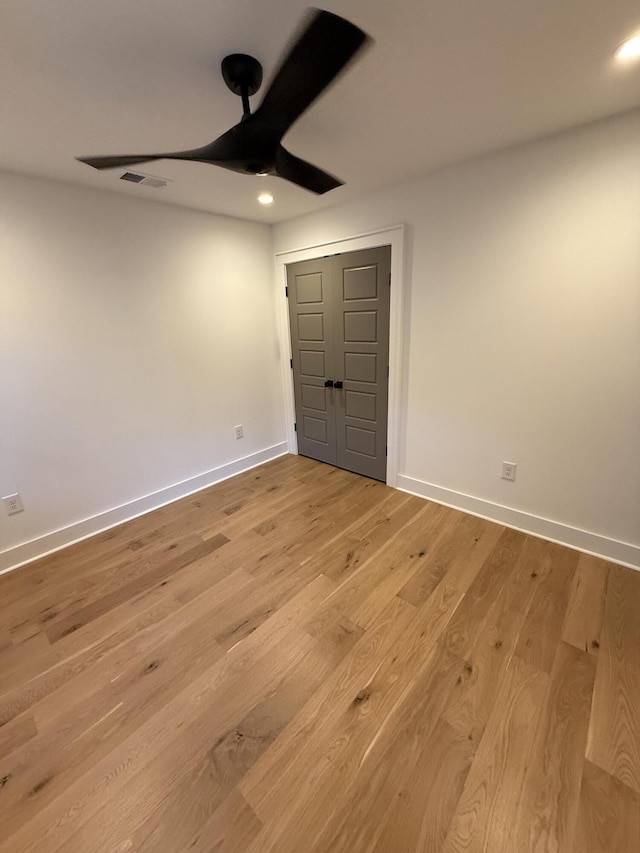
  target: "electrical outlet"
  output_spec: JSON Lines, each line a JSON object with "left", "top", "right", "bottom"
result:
{"left": 234, "top": 424, "right": 244, "bottom": 439}
{"left": 3, "top": 493, "right": 24, "bottom": 515}
{"left": 501, "top": 461, "right": 517, "bottom": 481}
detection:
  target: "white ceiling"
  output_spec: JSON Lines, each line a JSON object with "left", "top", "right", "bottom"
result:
{"left": 2, "top": 0, "right": 640, "bottom": 224}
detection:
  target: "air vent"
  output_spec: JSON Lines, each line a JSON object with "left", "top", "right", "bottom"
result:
{"left": 119, "top": 171, "right": 170, "bottom": 189}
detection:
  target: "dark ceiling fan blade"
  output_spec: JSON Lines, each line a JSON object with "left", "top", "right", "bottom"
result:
{"left": 76, "top": 145, "right": 232, "bottom": 171}
{"left": 275, "top": 146, "right": 342, "bottom": 194}
{"left": 76, "top": 124, "right": 254, "bottom": 171}
{"left": 76, "top": 154, "right": 164, "bottom": 170}
{"left": 255, "top": 8, "right": 369, "bottom": 137}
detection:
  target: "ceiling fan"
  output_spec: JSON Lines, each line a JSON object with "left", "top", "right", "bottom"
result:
{"left": 77, "top": 8, "right": 369, "bottom": 195}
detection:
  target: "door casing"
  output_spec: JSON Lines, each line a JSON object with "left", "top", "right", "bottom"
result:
{"left": 274, "top": 224, "right": 406, "bottom": 488}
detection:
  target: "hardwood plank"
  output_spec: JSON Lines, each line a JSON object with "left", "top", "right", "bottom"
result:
{"left": 0, "top": 633, "right": 53, "bottom": 697}
{"left": 513, "top": 641, "right": 596, "bottom": 852}
{"left": 1, "top": 632, "right": 314, "bottom": 853}
{"left": 0, "top": 572, "right": 334, "bottom": 853}
{"left": 309, "top": 643, "right": 468, "bottom": 853}
{"left": 587, "top": 564, "right": 640, "bottom": 793}
{"left": 372, "top": 716, "right": 476, "bottom": 852}
{"left": 513, "top": 542, "right": 579, "bottom": 674}
{"left": 198, "top": 478, "right": 311, "bottom": 540}
{"left": 5, "top": 531, "right": 205, "bottom": 639}
{"left": 239, "top": 596, "right": 419, "bottom": 819}
{"left": 63, "top": 620, "right": 361, "bottom": 853}
{"left": 240, "top": 564, "right": 468, "bottom": 853}
{"left": 561, "top": 553, "right": 609, "bottom": 656}
{"left": 204, "top": 559, "right": 312, "bottom": 652}
{"left": 243, "top": 639, "right": 465, "bottom": 853}
{"left": 0, "top": 588, "right": 181, "bottom": 726}
{"left": 398, "top": 511, "right": 504, "bottom": 607}
{"left": 571, "top": 760, "right": 640, "bottom": 853}
{"left": 43, "top": 533, "right": 230, "bottom": 643}
{"left": 0, "top": 714, "right": 37, "bottom": 761}
{"left": 441, "top": 655, "right": 548, "bottom": 853}
{"left": 439, "top": 531, "right": 539, "bottom": 742}
{"left": 0, "top": 592, "right": 236, "bottom": 839}
{"left": 440, "top": 526, "right": 530, "bottom": 661}
{"left": 247, "top": 479, "right": 387, "bottom": 572}
{"left": 322, "top": 587, "right": 465, "bottom": 780}
{"left": 350, "top": 501, "right": 458, "bottom": 628}
{"left": 303, "top": 490, "right": 423, "bottom": 583}
{"left": 244, "top": 758, "right": 344, "bottom": 853}
{"left": 276, "top": 479, "right": 394, "bottom": 564}
{"left": 301, "top": 502, "right": 448, "bottom": 636}
{"left": 30, "top": 571, "right": 250, "bottom": 734}
{"left": 204, "top": 471, "right": 348, "bottom": 543}
{"left": 182, "top": 789, "right": 262, "bottom": 853}
{"left": 0, "top": 631, "right": 11, "bottom": 654}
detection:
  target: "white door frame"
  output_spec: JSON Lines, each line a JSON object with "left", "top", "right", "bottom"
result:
{"left": 274, "top": 224, "right": 406, "bottom": 487}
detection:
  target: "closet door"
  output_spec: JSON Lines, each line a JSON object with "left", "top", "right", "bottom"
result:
{"left": 286, "top": 245, "right": 391, "bottom": 482}
{"left": 286, "top": 257, "right": 337, "bottom": 466}
{"left": 332, "top": 246, "right": 391, "bottom": 482}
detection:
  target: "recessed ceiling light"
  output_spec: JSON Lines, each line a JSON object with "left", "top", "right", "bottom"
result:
{"left": 258, "top": 193, "right": 274, "bottom": 205}
{"left": 616, "top": 34, "right": 640, "bottom": 61}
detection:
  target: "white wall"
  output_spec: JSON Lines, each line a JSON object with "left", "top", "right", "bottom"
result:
{"left": 0, "top": 172, "right": 286, "bottom": 569}
{"left": 274, "top": 110, "right": 640, "bottom": 567}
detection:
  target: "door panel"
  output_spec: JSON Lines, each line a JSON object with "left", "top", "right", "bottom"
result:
{"left": 297, "top": 313, "right": 325, "bottom": 340}
{"left": 287, "top": 246, "right": 390, "bottom": 481}
{"left": 299, "top": 350, "right": 325, "bottom": 376}
{"left": 345, "top": 389, "right": 376, "bottom": 421}
{"left": 302, "top": 414, "right": 329, "bottom": 443}
{"left": 343, "top": 265, "right": 379, "bottom": 300}
{"left": 344, "top": 310, "right": 377, "bottom": 342}
{"left": 345, "top": 424, "right": 376, "bottom": 456}
{"left": 295, "top": 272, "right": 323, "bottom": 302}
{"left": 344, "top": 352, "right": 377, "bottom": 382}
{"left": 301, "top": 384, "right": 327, "bottom": 410}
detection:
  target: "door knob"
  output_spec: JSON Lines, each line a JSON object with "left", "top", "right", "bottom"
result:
{"left": 334, "top": 381, "right": 343, "bottom": 389}
{"left": 324, "top": 379, "right": 334, "bottom": 387}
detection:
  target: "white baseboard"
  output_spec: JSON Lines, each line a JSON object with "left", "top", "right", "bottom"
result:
{"left": 396, "top": 474, "right": 640, "bottom": 571}
{"left": 0, "top": 443, "right": 288, "bottom": 575}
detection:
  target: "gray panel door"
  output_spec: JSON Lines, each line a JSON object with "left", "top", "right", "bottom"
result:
{"left": 332, "top": 247, "right": 391, "bottom": 481}
{"left": 287, "top": 245, "right": 391, "bottom": 481}
{"left": 286, "top": 258, "right": 337, "bottom": 466}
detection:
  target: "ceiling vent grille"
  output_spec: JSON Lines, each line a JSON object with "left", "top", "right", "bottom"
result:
{"left": 119, "top": 171, "right": 170, "bottom": 188}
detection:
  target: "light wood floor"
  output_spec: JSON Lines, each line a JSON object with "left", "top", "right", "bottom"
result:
{"left": 0, "top": 455, "right": 638, "bottom": 852}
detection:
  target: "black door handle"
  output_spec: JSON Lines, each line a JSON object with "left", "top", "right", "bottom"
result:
{"left": 334, "top": 381, "right": 343, "bottom": 389}
{"left": 324, "top": 379, "right": 334, "bottom": 387}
